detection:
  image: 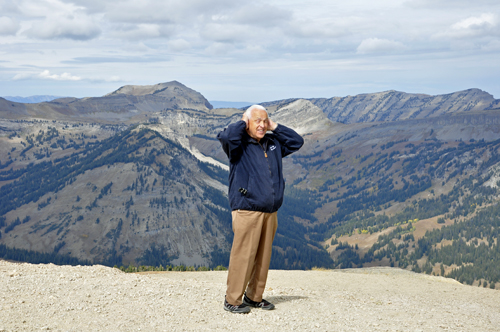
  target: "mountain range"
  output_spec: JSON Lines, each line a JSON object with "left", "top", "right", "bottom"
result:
{"left": 1, "top": 81, "right": 500, "bottom": 288}
{"left": 1, "top": 95, "right": 65, "bottom": 104}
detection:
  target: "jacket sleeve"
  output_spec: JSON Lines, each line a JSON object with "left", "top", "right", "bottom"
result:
{"left": 217, "top": 120, "right": 247, "bottom": 161}
{"left": 272, "top": 124, "right": 304, "bottom": 157}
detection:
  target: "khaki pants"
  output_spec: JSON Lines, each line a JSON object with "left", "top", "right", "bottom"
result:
{"left": 225, "top": 210, "right": 278, "bottom": 306}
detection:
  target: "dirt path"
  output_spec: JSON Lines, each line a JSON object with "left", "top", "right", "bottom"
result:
{"left": 1, "top": 261, "right": 499, "bottom": 331}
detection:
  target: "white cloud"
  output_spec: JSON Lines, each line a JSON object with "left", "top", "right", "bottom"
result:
{"left": 481, "top": 39, "right": 500, "bottom": 51}
{"left": 453, "top": 13, "right": 496, "bottom": 30}
{"left": 2, "top": 1, "right": 500, "bottom": 101}
{"left": 200, "top": 23, "right": 251, "bottom": 43}
{"left": 287, "top": 20, "right": 350, "bottom": 40}
{"left": 204, "top": 42, "right": 234, "bottom": 56}
{"left": 452, "top": 13, "right": 498, "bottom": 36}
{"left": 12, "top": 73, "right": 32, "bottom": 81}
{"left": 433, "top": 13, "right": 499, "bottom": 40}
{"left": 104, "top": 0, "right": 237, "bottom": 24}
{"left": 0, "top": 16, "right": 20, "bottom": 36}
{"left": 168, "top": 39, "right": 191, "bottom": 52}
{"left": 89, "top": 75, "right": 124, "bottom": 83}
{"left": 13, "top": 70, "right": 82, "bottom": 81}
{"left": 110, "top": 24, "right": 173, "bottom": 41}
{"left": 39, "top": 70, "right": 81, "bottom": 81}
{"left": 357, "top": 38, "right": 406, "bottom": 54}
{"left": 404, "top": 0, "right": 499, "bottom": 9}
{"left": 25, "top": 15, "right": 101, "bottom": 40}
{"left": 229, "top": 3, "right": 292, "bottom": 27}
{"left": 12, "top": 69, "right": 126, "bottom": 85}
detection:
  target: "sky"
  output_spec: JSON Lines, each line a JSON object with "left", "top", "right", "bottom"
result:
{"left": 0, "top": 0, "right": 499, "bottom": 102}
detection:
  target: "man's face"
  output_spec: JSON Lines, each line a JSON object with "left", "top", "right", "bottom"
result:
{"left": 246, "top": 109, "right": 269, "bottom": 142}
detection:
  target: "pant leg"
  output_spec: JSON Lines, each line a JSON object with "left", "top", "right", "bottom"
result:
{"left": 245, "top": 212, "right": 278, "bottom": 302}
{"left": 225, "top": 210, "right": 265, "bottom": 305}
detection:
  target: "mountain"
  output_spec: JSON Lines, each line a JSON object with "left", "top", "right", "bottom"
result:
{"left": 0, "top": 81, "right": 212, "bottom": 123}
{"left": 209, "top": 101, "right": 253, "bottom": 109}
{"left": 0, "top": 127, "right": 233, "bottom": 267}
{"left": 2, "top": 95, "right": 65, "bottom": 103}
{"left": 1, "top": 82, "right": 500, "bottom": 288}
{"left": 263, "top": 88, "right": 500, "bottom": 123}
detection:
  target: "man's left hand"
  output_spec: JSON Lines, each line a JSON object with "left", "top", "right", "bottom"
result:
{"left": 268, "top": 118, "right": 278, "bottom": 131}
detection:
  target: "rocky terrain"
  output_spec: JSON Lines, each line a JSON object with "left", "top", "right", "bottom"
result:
{"left": 1, "top": 260, "right": 499, "bottom": 332}
{"left": 0, "top": 81, "right": 212, "bottom": 122}
{"left": 264, "top": 88, "right": 500, "bottom": 124}
{"left": 1, "top": 82, "right": 500, "bottom": 287}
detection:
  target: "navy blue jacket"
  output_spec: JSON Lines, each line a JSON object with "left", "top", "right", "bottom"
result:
{"left": 217, "top": 120, "right": 304, "bottom": 212}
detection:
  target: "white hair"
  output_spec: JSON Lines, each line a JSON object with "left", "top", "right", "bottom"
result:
{"left": 245, "top": 105, "right": 267, "bottom": 119}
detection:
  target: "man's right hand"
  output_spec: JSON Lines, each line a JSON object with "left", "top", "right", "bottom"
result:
{"left": 242, "top": 113, "right": 249, "bottom": 129}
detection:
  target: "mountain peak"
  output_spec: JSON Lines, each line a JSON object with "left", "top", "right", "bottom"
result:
{"left": 104, "top": 81, "right": 186, "bottom": 97}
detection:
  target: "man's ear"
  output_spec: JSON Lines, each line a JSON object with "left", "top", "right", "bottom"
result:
{"left": 242, "top": 113, "right": 249, "bottom": 129}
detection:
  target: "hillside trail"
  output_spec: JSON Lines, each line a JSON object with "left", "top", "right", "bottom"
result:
{"left": 1, "top": 260, "right": 499, "bottom": 331}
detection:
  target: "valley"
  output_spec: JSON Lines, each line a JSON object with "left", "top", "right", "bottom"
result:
{"left": 1, "top": 81, "right": 500, "bottom": 289}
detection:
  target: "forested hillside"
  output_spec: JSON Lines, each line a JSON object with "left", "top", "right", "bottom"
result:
{"left": 0, "top": 121, "right": 329, "bottom": 269}
{"left": 1, "top": 83, "right": 500, "bottom": 289}
{"left": 300, "top": 138, "right": 500, "bottom": 288}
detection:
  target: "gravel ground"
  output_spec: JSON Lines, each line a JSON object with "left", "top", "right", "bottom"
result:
{"left": 1, "top": 260, "right": 499, "bottom": 331}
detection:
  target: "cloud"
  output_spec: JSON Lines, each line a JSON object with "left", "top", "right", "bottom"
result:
{"left": 110, "top": 24, "right": 173, "bottom": 41}
{"left": 229, "top": 3, "right": 292, "bottom": 27}
{"left": 431, "top": 13, "right": 499, "bottom": 41}
{"left": 404, "top": 0, "right": 499, "bottom": 9}
{"left": 451, "top": 13, "right": 498, "bottom": 36}
{"left": 12, "top": 73, "right": 32, "bottom": 81}
{"left": 204, "top": 42, "right": 234, "bottom": 56}
{"left": 0, "top": 0, "right": 22, "bottom": 15}
{"left": 168, "top": 39, "right": 191, "bottom": 52}
{"left": 64, "top": 55, "right": 168, "bottom": 64}
{"left": 25, "top": 15, "right": 101, "bottom": 40}
{"left": 104, "top": 0, "right": 236, "bottom": 24}
{"left": 200, "top": 23, "right": 251, "bottom": 43}
{"left": 59, "top": 0, "right": 107, "bottom": 14}
{"left": 89, "top": 75, "right": 124, "bottom": 83}
{"left": 0, "top": 16, "right": 20, "bottom": 35}
{"left": 39, "top": 70, "right": 82, "bottom": 81}
{"left": 12, "top": 70, "right": 124, "bottom": 83}
{"left": 356, "top": 38, "right": 406, "bottom": 54}
{"left": 13, "top": 70, "right": 82, "bottom": 81}
{"left": 287, "top": 20, "right": 350, "bottom": 40}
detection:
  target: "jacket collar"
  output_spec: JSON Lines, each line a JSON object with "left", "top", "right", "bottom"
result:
{"left": 244, "top": 132, "right": 274, "bottom": 145}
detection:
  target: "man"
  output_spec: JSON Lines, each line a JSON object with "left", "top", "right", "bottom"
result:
{"left": 217, "top": 105, "right": 304, "bottom": 313}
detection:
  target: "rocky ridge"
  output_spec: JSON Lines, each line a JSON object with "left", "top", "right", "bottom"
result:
{"left": 0, "top": 81, "right": 212, "bottom": 122}
{"left": 263, "top": 88, "right": 500, "bottom": 124}
{"left": 2, "top": 82, "right": 500, "bottom": 278}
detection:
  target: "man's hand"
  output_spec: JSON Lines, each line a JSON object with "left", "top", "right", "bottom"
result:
{"left": 242, "top": 113, "right": 249, "bottom": 129}
{"left": 268, "top": 118, "right": 278, "bottom": 131}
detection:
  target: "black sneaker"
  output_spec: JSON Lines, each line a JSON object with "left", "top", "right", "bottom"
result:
{"left": 224, "top": 298, "right": 251, "bottom": 314}
{"left": 243, "top": 294, "right": 275, "bottom": 310}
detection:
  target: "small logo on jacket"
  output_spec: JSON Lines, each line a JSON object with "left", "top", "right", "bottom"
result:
{"left": 270, "top": 145, "right": 276, "bottom": 151}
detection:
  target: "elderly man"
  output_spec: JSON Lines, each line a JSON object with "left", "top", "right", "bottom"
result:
{"left": 217, "top": 104, "right": 304, "bottom": 313}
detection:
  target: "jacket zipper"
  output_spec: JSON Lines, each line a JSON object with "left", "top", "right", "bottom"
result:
{"left": 259, "top": 142, "right": 267, "bottom": 158}
{"left": 259, "top": 141, "right": 274, "bottom": 210}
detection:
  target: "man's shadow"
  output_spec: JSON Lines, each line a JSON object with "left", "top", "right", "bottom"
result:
{"left": 265, "top": 295, "right": 308, "bottom": 304}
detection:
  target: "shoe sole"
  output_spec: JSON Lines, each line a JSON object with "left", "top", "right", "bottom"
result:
{"left": 260, "top": 304, "right": 275, "bottom": 310}
{"left": 223, "top": 306, "right": 251, "bottom": 314}
{"left": 242, "top": 300, "right": 275, "bottom": 310}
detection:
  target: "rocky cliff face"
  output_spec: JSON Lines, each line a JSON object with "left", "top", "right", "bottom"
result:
{"left": 269, "top": 99, "right": 334, "bottom": 135}
{"left": 311, "top": 88, "right": 500, "bottom": 123}
{"left": 263, "top": 89, "right": 500, "bottom": 124}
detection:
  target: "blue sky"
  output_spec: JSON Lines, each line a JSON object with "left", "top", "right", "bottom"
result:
{"left": 0, "top": 0, "right": 499, "bottom": 102}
